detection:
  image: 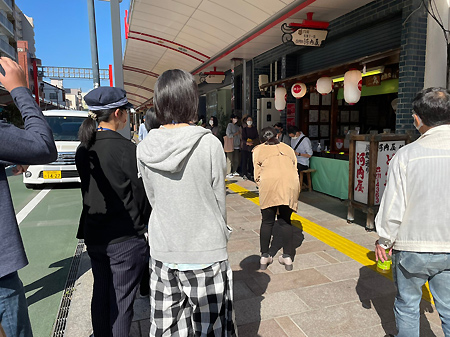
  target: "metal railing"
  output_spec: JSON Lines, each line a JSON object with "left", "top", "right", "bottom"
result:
{"left": 0, "top": 11, "right": 13, "bottom": 35}
{"left": 0, "top": 37, "right": 15, "bottom": 58}
{"left": 0, "top": 0, "right": 12, "bottom": 12}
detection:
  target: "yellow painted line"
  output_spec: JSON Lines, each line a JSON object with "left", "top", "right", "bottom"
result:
{"left": 226, "top": 181, "right": 433, "bottom": 303}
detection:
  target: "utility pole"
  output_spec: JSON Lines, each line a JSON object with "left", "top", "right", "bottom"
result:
{"left": 87, "top": 0, "right": 100, "bottom": 88}
{"left": 100, "top": 0, "right": 129, "bottom": 138}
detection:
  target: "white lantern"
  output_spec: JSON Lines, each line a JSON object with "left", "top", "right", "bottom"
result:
{"left": 344, "top": 69, "right": 362, "bottom": 104}
{"left": 275, "top": 86, "right": 287, "bottom": 111}
{"left": 316, "top": 77, "right": 333, "bottom": 95}
{"left": 291, "top": 82, "right": 306, "bottom": 99}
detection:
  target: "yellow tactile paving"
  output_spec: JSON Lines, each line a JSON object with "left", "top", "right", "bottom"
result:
{"left": 226, "top": 181, "right": 433, "bottom": 303}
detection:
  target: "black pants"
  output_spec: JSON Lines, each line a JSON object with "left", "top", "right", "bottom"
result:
{"left": 260, "top": 205, "right": 294, "bottom": 258}
{"left": 241, "top": 150, "right": 253, "bottom": 178}
{"left": 87, "top": 236, "right": 148, "bottom": 337}
{"left": 297, "top": 163, "right": 309, "bottom": 185}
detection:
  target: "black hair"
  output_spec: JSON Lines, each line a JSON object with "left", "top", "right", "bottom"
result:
{"left": 274, "top": 122, "right": 283, "bottom": 129}
{"left": 144, "top": 107, "right": 161, "bottom": 131}
{"left": 288, "top": 125, "right": 299, "bottom": 135}
{"left": 230, "top": 114, "right": 237, "bottom": 120}
{"left": 260, "top": 126, "right": 279, "bottom": 145}
{"left": 78, "top": 106, "right": 127, "bottom": 148}
{"left": 154, "top": 69, "right": 198, "bottom": 125}
{"left": 412, "top": 87, "right": 450, "bottom": 127}
{"left": 210, "top": 116, "right": 218, "bottom": 127}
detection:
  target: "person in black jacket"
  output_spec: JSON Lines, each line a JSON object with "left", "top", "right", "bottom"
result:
{"left": 75, "top": 87, "right": 150, "bottom": 337}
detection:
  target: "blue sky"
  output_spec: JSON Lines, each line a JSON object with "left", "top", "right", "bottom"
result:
{"left": 16, "top": 0, "right": 131, "bottom": 93}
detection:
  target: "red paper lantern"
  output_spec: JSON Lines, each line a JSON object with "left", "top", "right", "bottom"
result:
{"left": 344, "top": 69, "right": 362, "bottom": 104}
{"left": 291, "top": 82, "right": 306, "bottom": 99}
{"left": 275, "top": 86, "right": 287, "bottom": 110}
{"left": 316, "top": 77, "right": 333, "bottom": 95}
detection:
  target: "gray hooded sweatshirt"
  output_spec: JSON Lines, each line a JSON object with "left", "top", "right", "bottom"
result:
{"left": 137, "top": 125, "right": 230, "bottom": 264}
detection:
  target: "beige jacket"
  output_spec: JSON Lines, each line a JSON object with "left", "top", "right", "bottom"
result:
{"left": 252, "top": 142, "right": 300, "bottom": 210}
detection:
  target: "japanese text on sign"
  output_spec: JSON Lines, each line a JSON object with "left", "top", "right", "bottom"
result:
{"left": 374, "top": 141, "right": 405, "bottom": 205}
{"left": 292, "top": 29, "right": 328, "bottom": 47}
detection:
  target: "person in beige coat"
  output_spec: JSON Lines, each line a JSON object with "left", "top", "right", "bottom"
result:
{"left": 253, "top": 126, "right": 300, "bottom": 271}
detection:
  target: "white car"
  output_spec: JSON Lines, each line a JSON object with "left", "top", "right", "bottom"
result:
{"left": 23, "top": 110, "right": 88, "bottom": 188}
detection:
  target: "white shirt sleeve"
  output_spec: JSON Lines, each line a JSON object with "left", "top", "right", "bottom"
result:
{"left": 375, "top": 153, "right": 407, "bottom": 248}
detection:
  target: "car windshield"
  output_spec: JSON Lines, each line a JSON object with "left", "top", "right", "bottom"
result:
{"left": 45, "top": 116, "right": 85, "bottom": 141}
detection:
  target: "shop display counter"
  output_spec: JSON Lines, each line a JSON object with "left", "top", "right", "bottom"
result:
{"left": 309, "top": 156, "right": 349, "bottom": 200}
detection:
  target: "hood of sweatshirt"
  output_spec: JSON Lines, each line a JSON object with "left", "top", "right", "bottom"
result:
{"left": 137, "top": 125, "right": 211, "bottom": 173}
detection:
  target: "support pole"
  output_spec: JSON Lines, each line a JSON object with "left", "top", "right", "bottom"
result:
{"left": 87, "top": 0, "right": 100, "bottom": 88}
{"left": 109, "top": 0, "right": 129, "bottom": 138}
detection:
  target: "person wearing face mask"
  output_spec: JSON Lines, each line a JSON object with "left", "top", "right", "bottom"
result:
{"left": 241, "top": 116, "right": 259, "bottom": 180}
{"left": 274, "top": 122, "right": 291, "bottom": 145}
{"left": 375, "top": 87, "right": 450, "bottom": 337}
{"left": 288, "top": 126, "right": 313, "bottom": 179}
{"left": 225, "top": 114, "right": 241, "bottom": 178}
{"left": 207, "top": 116, "right": 219, "bottom": 138}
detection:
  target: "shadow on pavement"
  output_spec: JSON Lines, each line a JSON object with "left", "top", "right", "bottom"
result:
{"left": 355, "top": 252, "right": 438, "bottom": 337}
{"left": 299, "top": 191, "right": 367, "bottom": 227}
{"left": 233, "top": 255, "right": 270, "bottom": 337}
{"left": 24, "top": 251, "right": 91, "bottom": 306}
{"left": 268, "top": 220, "right": 304, "bottom": 261}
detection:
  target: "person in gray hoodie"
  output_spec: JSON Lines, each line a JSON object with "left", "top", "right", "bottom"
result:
{"left": 137, "top": 69, "right": 237, "bottom": 337}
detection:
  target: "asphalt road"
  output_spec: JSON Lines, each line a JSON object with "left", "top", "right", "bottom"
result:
{"left": 8, "top": 173, "right": 81, "bottom": 337}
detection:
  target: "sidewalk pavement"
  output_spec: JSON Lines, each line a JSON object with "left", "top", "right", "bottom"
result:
{"left": 64, "top": 176, "right": 445, "bottom": 337}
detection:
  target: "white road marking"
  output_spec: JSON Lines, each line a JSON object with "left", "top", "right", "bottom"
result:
{"left": 16, "top": 188, "right": 52, "bottom": 225}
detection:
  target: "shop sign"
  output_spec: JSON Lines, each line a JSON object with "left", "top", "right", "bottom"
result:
{"left": 287, "top": 103, "right": 296, "bottom": 126}
{"left": 374, "top": 141, "right": 405, "bottom": 205}
{"left": 354, "top": 140, "right": 406, "bottom": 205}
{"left": 365, "top": 75, "right": 381, "bottom": 87}
{"left": 354, "top": 141, "right": 370, "bottom": 204}
{"left": 292, "top": 29, "right": 328, "bottom": 47}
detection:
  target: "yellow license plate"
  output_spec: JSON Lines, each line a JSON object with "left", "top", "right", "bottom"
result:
{"left": 43, "top": 171, "right": 61, "bottom": 179}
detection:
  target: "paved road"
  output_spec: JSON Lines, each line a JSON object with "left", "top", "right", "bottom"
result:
{"left": 8, "top": 173, "right": 81, "bottom": 337}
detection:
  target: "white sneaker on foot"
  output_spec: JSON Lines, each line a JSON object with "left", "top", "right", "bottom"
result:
{"left": 232, "top": 172, "right": 240, "bottom": 176}
{"left": 226, "top": 174, "right": 234, "bottom": 179}
{"left": 260, "top": 255, "right": 273, "bottom": 270}
{"left": 278, "top": 255, "right": 293, "bottom": 271}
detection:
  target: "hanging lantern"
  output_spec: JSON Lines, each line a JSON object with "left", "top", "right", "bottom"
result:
{"left": 316, "top": 77, "right": 333, "bottom": 95}
{"left": 344, "top": 69, "right": 362, "bottom": 105}
{"left": 275, "top": 86, "right": 287, "bottom": 111}
{"left": 291, "top": 82, "right": 306, "bottom": 99}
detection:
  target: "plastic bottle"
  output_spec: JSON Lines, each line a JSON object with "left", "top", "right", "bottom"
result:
{"left": 377, "top": 249, "right": 391, "bottom": 273}
{"left": 317, "top": 143, "right": 322, "bottom": 152}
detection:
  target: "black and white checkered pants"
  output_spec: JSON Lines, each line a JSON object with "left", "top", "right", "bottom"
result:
{"left": 149, "top": 258, "right": 238, "bottom": 337}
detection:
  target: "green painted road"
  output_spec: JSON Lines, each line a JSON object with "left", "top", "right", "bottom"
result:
{"left": 8, "top": 174, "right": 82, "bottom": 337}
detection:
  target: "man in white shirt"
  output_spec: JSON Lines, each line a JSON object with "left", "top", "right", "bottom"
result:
{"left": 288, "top": 125, "right": 313, "bottom": 174}
{"left": 375, "top": 87, "right": 450, "bottom": 337}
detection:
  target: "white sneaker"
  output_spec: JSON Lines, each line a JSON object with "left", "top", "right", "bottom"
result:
{"left": 232, "top": 172, "right": 240, "bottom": 176}
{"left": 278, "top": 255, "right": 293, "bottom": 271}
{"left": 226, "top": 174, "right": 234, "bottom": 179}
{"left": 260, "top": 255, "right": 273, "bottom": 270}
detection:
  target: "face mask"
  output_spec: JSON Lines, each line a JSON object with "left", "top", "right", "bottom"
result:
{"left": 209, "top": 120, "right": 214, "bottom": 126}
{"left": 413, "top": 114, "right": 423, "bottom": 131}
{"left": 232, "top": 118, "right": 238, "bottom": 124}
{"left": 247, "top": 120, "right": 253, "bottom": 126}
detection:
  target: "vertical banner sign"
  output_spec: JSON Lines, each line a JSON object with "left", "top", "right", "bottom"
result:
{"left": 287, "top": 103, "right": 296, "bottom": 126}
{"left": 375, "top": 141, "right": 405, "bottom": 205}
{"left": 354, "top": 141, "right": 370, "bottom": 204}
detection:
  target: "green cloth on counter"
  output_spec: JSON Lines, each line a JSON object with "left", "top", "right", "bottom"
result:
{"left": 310, "top": 157, "right": 349, "bottom": 200}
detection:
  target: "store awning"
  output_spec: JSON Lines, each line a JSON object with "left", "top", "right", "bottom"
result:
{"left": 123, "top": 0, "right": 374, "bottom": 109}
